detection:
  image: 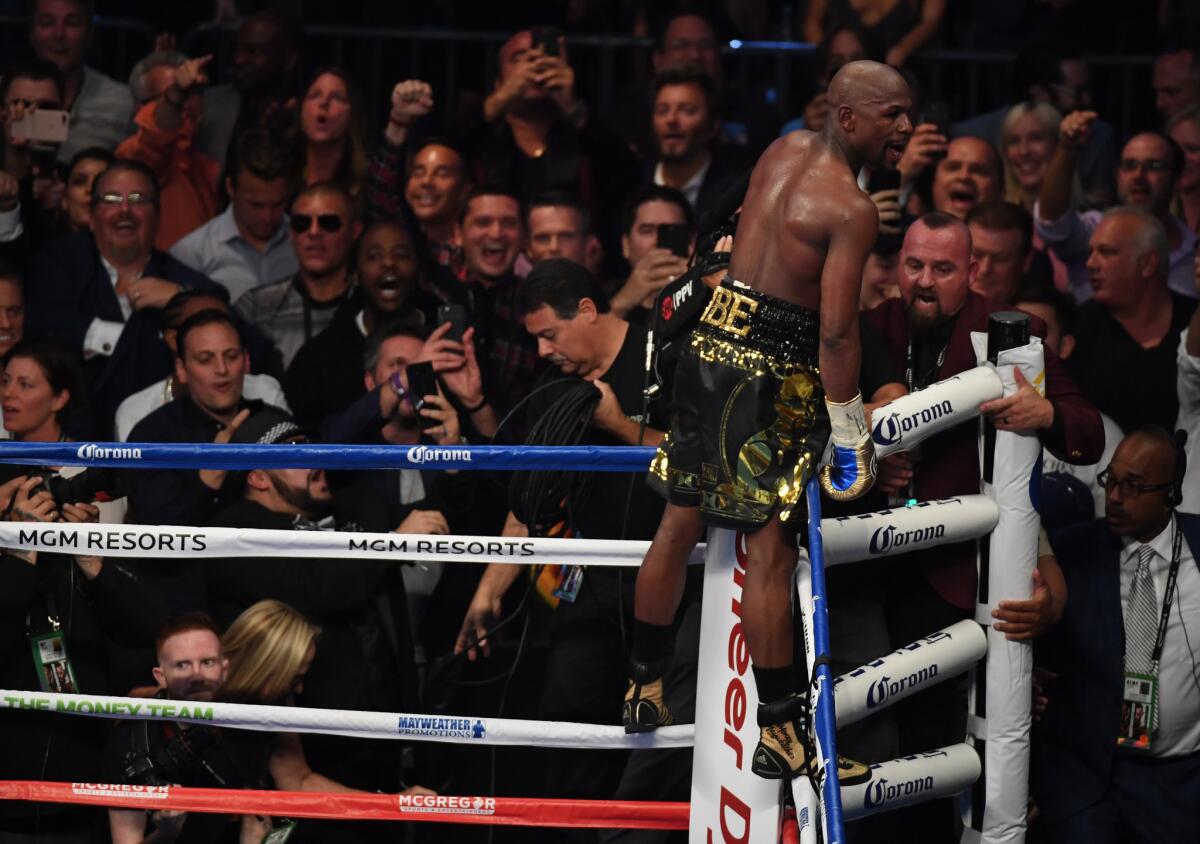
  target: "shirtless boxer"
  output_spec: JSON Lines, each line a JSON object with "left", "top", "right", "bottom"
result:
{"left": 624, "top": 61, "right": 913, "bottom": 782}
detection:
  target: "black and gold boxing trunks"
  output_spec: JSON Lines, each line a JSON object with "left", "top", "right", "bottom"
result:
{"left": 649, "top": 278, "right": 829, "bottom": 530}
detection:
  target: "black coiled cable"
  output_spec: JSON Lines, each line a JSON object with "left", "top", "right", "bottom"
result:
{"left": 508, "top": 378, "right": 601, "bottom": 536}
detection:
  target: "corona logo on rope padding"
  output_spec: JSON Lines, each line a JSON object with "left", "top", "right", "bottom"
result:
{"left": 864, "top": 666, "right": 940, "bottom": 709}
{"left": 871, "top": 399, "right": 953, "bottom": 448}
{"left": 868, "top": 365, "right": 1004, "bottom": 459}
{"left": 405, "top": 445, "right": 472, "bottom": 464}
{"left": 833, "top": 620, "right": 986, "bottom": 728}
{"left": 837, "top": 743, "right": 981, "bottom": 821}
{"left": 862, "top": 768, "right": 941, "bottom": 810}
{"left": 867, "top": 522, "right": 947, "bottom": 555}
{"left": 75, "top": 443, "right": 142, "bottom": 460}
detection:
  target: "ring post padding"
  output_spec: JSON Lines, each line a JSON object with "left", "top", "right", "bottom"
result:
{"left": 966, "top": 330, "right": 1043, "bottom": 844}
{"left": 833, "top": 619, "right": 988, "bottom": 727}
{"left": 870, "top": 366, "right": 1004, "bottom": 459}
{"left": 689, "top": 529, "right": 782, "bottom": 843}
{"left": 839, "top": 743, "right": 982, "bottom": 820}
{"left": 822, "top": 495, "right": 999, "bottom": 567}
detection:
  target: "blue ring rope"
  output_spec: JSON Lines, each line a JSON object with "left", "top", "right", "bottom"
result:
{"left": 806, "top": 474, "right": 846, "bottom": 842}
{"left": 0, "top": 442, "right": 658, "bottom": 472}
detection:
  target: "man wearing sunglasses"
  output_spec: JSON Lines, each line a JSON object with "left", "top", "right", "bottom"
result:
{"left": 1033, "top": 427, "right": 1200, "bottom": 844}
{"left": 1037, "top": 121, "right": 1196, "bottom": 302}
{"left": 232, "top": 181, "right": 362, "bottom": 369}
{"left": 24, "top": 159, "right": 223, "bottom": 436}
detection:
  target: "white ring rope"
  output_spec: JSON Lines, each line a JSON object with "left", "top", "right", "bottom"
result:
{"left": 0, "top": 689, "right": 695, "bottom": 750}
{"left": 0, "top": 495, "right": 995, "bottom": 568}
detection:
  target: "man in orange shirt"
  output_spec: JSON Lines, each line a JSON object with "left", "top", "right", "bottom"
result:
{"left": 117, "top": 52, "right": 220, "bottom": 250}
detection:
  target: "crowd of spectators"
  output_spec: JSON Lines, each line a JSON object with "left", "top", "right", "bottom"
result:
{"left": 0, "top": 1, "right": 1198, "bottom": 842}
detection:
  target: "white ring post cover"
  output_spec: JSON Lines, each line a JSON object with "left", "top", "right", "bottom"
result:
{"left": 690, "top": 529, "right": 783, "bottom": 843}
{"left": 967, "top": 334, "right": 1044, "bottom": 844}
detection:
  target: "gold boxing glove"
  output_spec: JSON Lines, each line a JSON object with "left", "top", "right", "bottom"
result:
{"left": 819, "top": 393, "right": 877, "bottom": 501}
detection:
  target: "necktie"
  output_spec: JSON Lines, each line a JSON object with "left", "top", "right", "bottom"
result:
{"left": 1125, "top": 544, "right": 1159, "bottom": 675}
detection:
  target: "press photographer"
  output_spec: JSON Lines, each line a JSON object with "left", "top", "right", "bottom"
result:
{"left": 104, "top": 610, "right": 433, "bottom": 844}
{"left": 0, "top": 470, "right": 165, "bottom": 842}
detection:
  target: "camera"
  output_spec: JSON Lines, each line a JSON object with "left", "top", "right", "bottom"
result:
{"left": 122, "top": 722, "right": 225, "bottom": 788}
{"left": 27, "top": 467, "right": 124, "bottom": 507}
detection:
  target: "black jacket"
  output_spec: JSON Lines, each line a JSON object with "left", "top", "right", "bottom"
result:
{"left": 640, "top": 143, "right": 755, "bottom": 225}
{"left": 206, "top": 495, "right": 418, "bottom": 791}
{"left": 1035, "top": 514, "right": 1200, "bottom": 823}
{"left": 0, "top": 551, "right": 167, "bottom": 826}
{"left": 25, "top": 232, "right": 226, "bottom": 436}
{"left": 284, "top": 302, "right": 430, "bottom": 439}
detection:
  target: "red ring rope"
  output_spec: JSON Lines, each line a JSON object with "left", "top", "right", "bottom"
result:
{"left": 0, "top": 781, "right": 689, "bottom": 830}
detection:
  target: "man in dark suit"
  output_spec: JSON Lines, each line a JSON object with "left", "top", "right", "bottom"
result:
{"left": 644, "top": 67, "right": 754, "bottom": 225}
{"left": 858, "top": 211, "right": 1105, "bottom": 840}
{"left": 1035, "top": 427, "right": 1200, "bottom": 843}
{"left": 24, "top": 160, "right": 222, "bottom": 435}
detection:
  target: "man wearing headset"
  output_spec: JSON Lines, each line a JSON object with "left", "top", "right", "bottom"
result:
{"left": 1033, "top": 426, "right": 1200, "bottom": 844}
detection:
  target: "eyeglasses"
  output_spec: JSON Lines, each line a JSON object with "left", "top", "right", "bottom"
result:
{"left": 95, "top": 191, "right": 156, "bottom": 208}
{"left": 1118, "top": 158, "right": 1169, "bottom": 173}
{"left": 289, "top": 213, "right": 343, "bottom": 234}
{"left": 1097, "top": 468, "right": 1172, "bottom": 498}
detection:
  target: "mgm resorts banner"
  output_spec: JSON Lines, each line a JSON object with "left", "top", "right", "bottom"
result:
{"left": 0, "top": 495, "right": 991, "bottom": 569}
{"left": 0, "top": 522, "right": 700, "bottom": 568}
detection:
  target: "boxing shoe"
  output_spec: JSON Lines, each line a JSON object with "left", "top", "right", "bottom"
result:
{"left": 622, "top": 659, "right": 673, "bottom": 733}
{"left": 751, "top": 693, "right": 872, "bottom": 784}
{"left": 819, "top": 392, "right": 877, "bottom": 502}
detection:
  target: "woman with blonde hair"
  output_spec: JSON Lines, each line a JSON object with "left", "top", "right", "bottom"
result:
{"left": 220, "top": 600, "right": 433, "bottom": 813}
{"left": 1000, "top": 101, "right": 1068, "bottom": 211}
{"left": 999, "top": 102, "right": 1076, "bottom": 294}
{"left": 222, "top": 599, "right": 320, "bottom": 705}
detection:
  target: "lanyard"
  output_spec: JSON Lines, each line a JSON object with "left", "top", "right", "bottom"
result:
{"left": 1151, "top": 524, "right": 1185, "bottom": 667}
{"left": 1124, "top": 522, "right": 1185, "bottom": 666}
{"left": 905, "top": 336, "right": 947, "bottom": 393}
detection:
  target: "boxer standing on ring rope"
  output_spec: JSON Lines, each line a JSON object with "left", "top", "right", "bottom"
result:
{"left": 624, "top": 60, "right": 914, "bottom": 783}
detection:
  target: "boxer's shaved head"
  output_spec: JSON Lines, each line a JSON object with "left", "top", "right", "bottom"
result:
{"left": 827, "top": 60, "right": 913, "bottom": 171}
{"left": 827, "top": 60, "right": 908, "bottom": 110}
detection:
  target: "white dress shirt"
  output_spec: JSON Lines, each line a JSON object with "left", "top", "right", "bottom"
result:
{"left": 653, "top": 155, "right": 712, "bottom": 209}
{"left": 1176, "top": 328, "right": 1200, "bottom": 513}
{"left": 1042, "top": 412, "right": 1124, "bottom": 517}
{"left": 1120, "top": 516, "right": 1200, "bottom": 756}
{"left": 81, "top": 257, "right": 134, "bottom": 359}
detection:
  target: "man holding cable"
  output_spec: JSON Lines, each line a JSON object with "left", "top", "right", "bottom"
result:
{"left": 454, "top": 258, "right": 693, "bottom": 818}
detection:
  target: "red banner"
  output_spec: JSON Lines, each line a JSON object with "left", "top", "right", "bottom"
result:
{"left": 0, "top": 781, "right": 687, "bottom": 830}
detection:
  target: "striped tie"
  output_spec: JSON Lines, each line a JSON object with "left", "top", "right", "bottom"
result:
{"left": 1125, "top": 545, "right": 1159, "bottom": 675}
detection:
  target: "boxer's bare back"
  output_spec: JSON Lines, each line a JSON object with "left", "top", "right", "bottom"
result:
{"left": 730, "top": 132, "right": 877, "bottom": 309}
{"left": 729, "top": 61, "right": 912, "bottom": 399}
